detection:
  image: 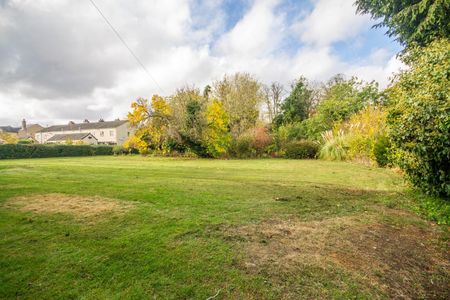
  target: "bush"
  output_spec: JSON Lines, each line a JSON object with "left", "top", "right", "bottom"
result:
{"left": 319, "top": 130, "right": 348, "bottom": 161}
{"left": 0, "top": 144, "right": 114, "bottom": 159}
{"left": 251, "top": 126, "right": 271, "bottom": 156}
{"left": 387, "top": 39, "right": 450, "bottom": 198}
{"left": 17, "top": 139, "right": 34, "bottom": 144}
{"left": 93, "top": 145, "right": 113, "bottom": 156}
{"left": 284, "top": 140, "right": 319, "bottom": 159}
{"left": 113, "top": 145, "right": 126, "bottom": 155}
{"left": 113, "top": 145, "right": 139, "bottom": 155}
{"left": 342, "top": 106, "right": 388, "bottom": 164}
{"left": 229, "top": 135, "right": 255, "bottom": 158}
{"left": 373, "top": 135, "right": 391, "bottom": 167}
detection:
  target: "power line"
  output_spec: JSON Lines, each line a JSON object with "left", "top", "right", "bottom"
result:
{"left": 88, "top": 0, "right": 164, "bottom": 94}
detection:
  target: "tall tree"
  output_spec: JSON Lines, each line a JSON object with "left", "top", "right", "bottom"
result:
{"left": 213, "top": 73, "right": 264, "bottom": 137}
{"left": 355, "top": 0, "right": 450, "bottom": 47}
{"left": 169, "top": 87, "right": 206, "bottom": 152}
{"left": 274, "top": 77, "right": 314, "bottom": 127}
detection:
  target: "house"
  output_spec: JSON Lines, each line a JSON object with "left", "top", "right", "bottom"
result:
{"left": 18, "top": 119, "right": 43, "bottom": 142}
{"left": 35, "top": 119, "right": 134, "bottom": 145}
{"left": 46, "top": 133, "right": 98, "bottom": 145}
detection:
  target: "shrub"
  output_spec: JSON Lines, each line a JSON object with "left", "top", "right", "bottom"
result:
{"left": 387, "top": 39, "right": 450, "bottom": 198}
{"left": 340, "top": 105, "right": 388, "bottom": 165}
{"left": 17, "top": 139, "right": 34, "bottom": 144}
{"left": 229, "top": 135, "right": 255, "bottom": 158}
{"left": 319, "top": 130, "right": 348, "bottom": 161}
{"left": 373, "top": 135, "right": 391, "bottom": 167}
{"left": 251, "top": 126, "right": 271, "bottom": 156}
{"left": 0, "top": 144, "right": 114, "bottom": 159}
{"left": 284, "top": 140, "right": 319, "bottom": 159}
{"left": 113, "top": 145, "right": 126, "bottom": 155}
{"left": 92, "top": 145, "right": 113, "bottom": 156}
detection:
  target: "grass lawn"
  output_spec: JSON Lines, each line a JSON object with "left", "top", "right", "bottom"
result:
{"left": 0, "top": 156, "right": 448, "bottom": 299}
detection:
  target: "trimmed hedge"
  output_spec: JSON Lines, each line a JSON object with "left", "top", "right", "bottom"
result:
{"left": 284, "top": 140, "right": 319, "bottom": 159}
{"left": 0, "top": 144, "right": 113, "bottom": 159}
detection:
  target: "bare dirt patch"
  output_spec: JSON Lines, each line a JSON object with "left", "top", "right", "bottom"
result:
{"left": 223, "top": 212, "right": 450, "bottom": 299}
{"left": 4, "top": 193, "right": 134, "bottom": 219}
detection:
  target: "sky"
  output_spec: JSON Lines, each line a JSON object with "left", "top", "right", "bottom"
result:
{"left": 0, "top": 0, "right": 404, "bottom": 126}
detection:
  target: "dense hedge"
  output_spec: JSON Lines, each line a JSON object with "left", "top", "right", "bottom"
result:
{"left": 0, "top": 144, "right": 113, "bottom": 159}
{"left": 284, "top": 140, "right": 319, "bottom": 159}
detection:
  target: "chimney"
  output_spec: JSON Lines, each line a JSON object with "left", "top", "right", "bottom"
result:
{"left": 21, "top": 119, "right": 27, "bottom": 131}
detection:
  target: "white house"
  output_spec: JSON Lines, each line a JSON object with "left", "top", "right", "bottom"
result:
{"left": 35, "top": 119, "right": 134, "bottom": 145}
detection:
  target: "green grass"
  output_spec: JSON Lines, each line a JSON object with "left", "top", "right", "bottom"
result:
{"left": 0, "top": 156, "right": 448, "bottom": 299}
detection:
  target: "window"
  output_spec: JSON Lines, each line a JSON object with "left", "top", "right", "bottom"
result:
{"left": 110, "top": 130, "right": 114, "bottom": 137}
{"left": 100, "top": 131, "right": 104, "bottom": 137}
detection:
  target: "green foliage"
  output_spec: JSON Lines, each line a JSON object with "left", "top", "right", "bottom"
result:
{"left": 411, "top": 193, "right": 450, "bottom": 225}
{"left": 373, "top": 135, "right": 391, "bottom": 167}
{"left": 169, "top": 87, "right": 207, "bottom": 156}
{"left": 229, "top": 135, "right": 255, "bottom": 158}
{"left": 319, "top": 130, "right": 348, "bottom": 161}
{"left": 0, "top": 144, "right": 113, "bottom": 159}
{"left": 387, "top": 39, "right": 450, "bottom": 198}
{"left": 284, "top": 140, "right": 319, "bottom": 159}
{"left": 17, "top": 139, "right": 34, "bottom": 144}
{"left": 274, "top": 77, "right": 314, "bottom": 126}
{"left": 303, "top": 76, "right": 381, "bottom": 139}
{"left": 112, "top": 145, "right": 138, "bottom": 155}
{"left": 355, "top": 0, "right": 450, "bottom": 47}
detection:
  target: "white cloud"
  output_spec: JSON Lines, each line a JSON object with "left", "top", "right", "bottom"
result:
{"left": 293, "top": 0, "right": 371, "bottom": 46}
{"left": 215, "top": 0, "right": 284, "bottom": 58}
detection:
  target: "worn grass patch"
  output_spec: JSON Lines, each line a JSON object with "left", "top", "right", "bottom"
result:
{"left": 222, "top": 210, "right": 450, "bottom": 299}
{"left": 3, "top": 193, "right": 134, "bottom": 218}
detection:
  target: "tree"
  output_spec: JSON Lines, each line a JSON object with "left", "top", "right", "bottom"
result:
{"left": 0, "top": 132, "right": 18, "bottom": 144}
{"left": 169, "top": 87, "right": 207, "bottom": 154}
{"left": 126, "top": 95, "right": 172, "bottom": 154}
{"left": 203, "top": 100, "right": 231, "bottom": 158}
{"left": 355, "top": 0, "right": 450, "bottom": 47}
{"left": 203, "top": 85, "right": 212, "bottom": 100}
{"left": 302, "top": 76, "right": 381, "bottom": 139}
{"left": 262, "top": 82, "right": 284, "bottom": 123}
{"left": 213, "top": 73, "right": 264, "bottom": 137}
{"left": 387, "top": 39, "right": 450, "bottom": 197}
{"left": 274, "top": 77, "right": 314, "bottom": 126}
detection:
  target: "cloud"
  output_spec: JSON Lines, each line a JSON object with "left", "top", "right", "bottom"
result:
{"left": 293, "top": 0, "right": 371, "bottom": 46}
{"left": 215, "top": 0, "right": 284, "bottom": 58}
{"left": 0, "top": 0, "right": 404, "bottom": 126}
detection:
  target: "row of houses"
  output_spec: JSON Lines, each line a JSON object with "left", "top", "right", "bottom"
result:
{"left": 0, "top": 119, "right": 134, "bottom": 145}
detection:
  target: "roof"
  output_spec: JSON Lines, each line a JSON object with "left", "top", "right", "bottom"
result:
{"left": 0, "top": 126, "right": 20, "bottom": 133}
{"left": 38, "top": 120, "right": 128, "bottom": 133}
{"left": 47, "top": 133, "right": 97, "bottom": 142}
{"left": 18, "top": 124, "right": 43, "bottom": 139}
